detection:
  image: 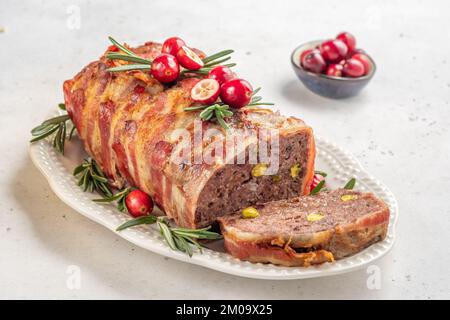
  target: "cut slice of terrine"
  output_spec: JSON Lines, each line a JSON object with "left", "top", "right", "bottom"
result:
{"left": 217, "top": 189, "right": 390, "bottom": 267}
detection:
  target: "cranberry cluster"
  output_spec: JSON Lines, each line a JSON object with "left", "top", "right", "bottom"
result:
{"left": 300, "top": 32, "right": 372, "bottom": 78}
{"left": 191, "top": 68, "right": 253, "bottom": 109}
{"left": 159, "top": 37, "right": 254, "bottom": 109}
{"left": 148, "top": 37, "right": 205, "bottom": 83}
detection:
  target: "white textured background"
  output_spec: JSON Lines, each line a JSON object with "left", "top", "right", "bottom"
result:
{"left": 1, "top": 0, "right": 449, "bottom": 299}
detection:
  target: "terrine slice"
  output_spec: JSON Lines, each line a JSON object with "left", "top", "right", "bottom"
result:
{"left": 217, "top": 189, "right": 390, "bottom": 267}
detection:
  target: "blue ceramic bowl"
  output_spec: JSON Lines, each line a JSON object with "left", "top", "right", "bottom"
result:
{"left": 291, "top": 40, "right": 376, "bottom": 99}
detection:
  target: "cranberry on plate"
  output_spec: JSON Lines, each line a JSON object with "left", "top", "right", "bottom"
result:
{"left": 125, "top": 189, "right": 154, "bottom": 217}
{"left": 310, "top": 173, "right": 326, "bottom": 192}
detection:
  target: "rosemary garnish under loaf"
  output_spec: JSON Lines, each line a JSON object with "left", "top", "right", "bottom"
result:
{"left": 73, "top": 158, "right": 113, "bottom": 197}
{"left": 116, "top": 216, "right": 222, "bottom": 257}
{"left": 93, "top": 187, "right": 132, "bottom": 212}
{"left": 71, "top": 157, "right": 222, "bottom": 257}
{"left": 30, "top": 103, "right": 76, "bottom": 154}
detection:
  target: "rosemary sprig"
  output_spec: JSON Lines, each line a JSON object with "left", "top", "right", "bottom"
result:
{"left": 106, "top": 36, "right": 153, "bottom": 72}
{"left": 310, "top": 180, "right": 326, "bottom": 195}
{"left": 246, "top": 87, "right": 275, "bottom": 107}
{"left": 73, "top": 158, "right": 113, "bottom": 197}
{"left": 105, "top": 53, "right": 152, "bottom": 65}
{"left": 180, "top": 63, "right": 236, "bottom": 76}
{"left": 116, "top": 216, "right": 222, "bottom": 257}
{"left": 30, "top": 103, "right": 76, "bottom": 154}
{"left": 107, "top": 64, "right": 151, "bottom": 72}
{"left": 106, "top": 36, "right": 235, "bottom": 77}
{"left": 203, "top": 56, "right": 231, "bottom": 68}
{"left": 202, "top": 49, "right": 234, "bottom": 64}
{"left": 184, "top": 103, "right": 233, "bottom": 130}
{"left": 93, "top": 187, "right": 132, "bottom": 212}
{"left": 344, "top": 178, "right": 356, "bottom": 190}
{"left": 108, "top": 36, "right": 144, "bottom": 60}
{"left": 116, "top": 215, "right": 157, "bottom": 231}
{"left": 181, "top": 50, "right": 235, "bottom": 76}
{"left": 314, "top": 170, "right": 328, "bottom": 177}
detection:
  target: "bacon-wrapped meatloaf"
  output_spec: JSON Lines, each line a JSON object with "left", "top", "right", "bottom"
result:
{"left": 63, "top": 41, "right": 315, "bottom": 228}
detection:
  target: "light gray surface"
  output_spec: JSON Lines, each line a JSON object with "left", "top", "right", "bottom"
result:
{"left": 0, "top": 0, "right": 449, "bottom": 299}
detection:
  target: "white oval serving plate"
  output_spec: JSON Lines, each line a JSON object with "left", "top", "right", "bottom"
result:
{"left": 29, "top": 120, "right": 398, "bottom": 280}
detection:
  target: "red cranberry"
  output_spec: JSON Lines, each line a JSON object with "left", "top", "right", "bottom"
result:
{"left": 151, "top": 54, "right": 180, "bottom": 83}
{"left": 133, "top": 85, "right": 146, "bottom": 94}
{"left": 107, "top": 45, "right": 119, "bottom": 52}
{"left": 208, "top": 66, "right": 236, "bottom": 85}
{"left": 352, "top": 53, "right": 372, "bottom": 75}
{"left": 190, "top": 79, "right": 221, "bottom": 105}
{"left": 342, "top": 58, "right": 365, "bottom": 77}
{"left": 319, "top": 39, "right": 348, "bottom": 63}
{"left": 310, "top": 173, "right": 326, "bottom": 192}
{"left": 347, "top": 48, "right": 365, "bottom": 58}
{"left": 220, "top": 79, "right": 253, "bottom": 109}
{"left": 299, "top": 49, "right": 313, "bottom": 65}
{"left": 336, "top": 32, "right": 356, "bottom": 53}
{"left": 326, "top": 64, "right": 344, "bottom": 77}
{"left": 161, "top": 37, "right": 186, "bottom": 56}
{"left": 125, "top": 189, "right": 154, "bottom": 217}
{"left": 176, "top": 46, "right": 204, "bottom": 70}
{"left": 301, "top": 49, "right": 326, "bottom": 73}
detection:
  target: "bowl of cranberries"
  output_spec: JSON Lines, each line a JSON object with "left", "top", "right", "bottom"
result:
{"left": 291, "top": 32, "right": 376, "bottom": 99}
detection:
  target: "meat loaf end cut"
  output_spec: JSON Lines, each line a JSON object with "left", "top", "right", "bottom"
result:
{"left": 217, "top": 189, "right": 390, "bottom": 267}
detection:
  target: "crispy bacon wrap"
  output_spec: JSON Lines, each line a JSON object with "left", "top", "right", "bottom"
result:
{"left": 63, "top": 41, "right": 315, "bottom": 228}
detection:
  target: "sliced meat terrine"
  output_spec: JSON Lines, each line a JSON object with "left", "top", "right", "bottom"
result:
{"left": 63, "top": 41, "right": 316, "bottom": 228}
{"left": 218, "top": 189, "right": 390, "bottom": 267}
